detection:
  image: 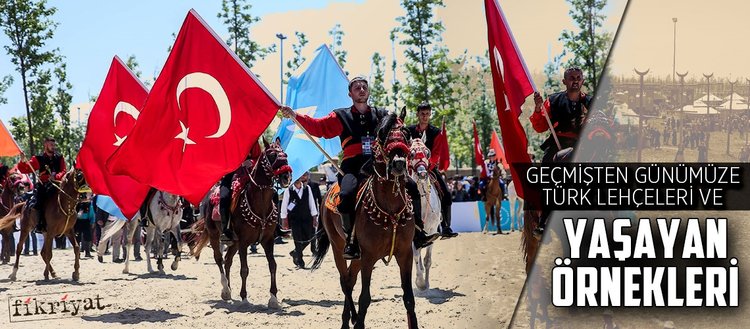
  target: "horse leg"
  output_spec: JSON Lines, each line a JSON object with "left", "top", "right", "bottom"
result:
{"left": 482, "top": 205, "right": 489, "bottom": 234}
{"left": 261, "top": 235, "right": 281, "bottom": 309}
{"left": 9, "top": 225, "right": 30, "bottom": 281}
{"left": 209, "top": 223, "right": 231, "bottom": 300}
{"left": 396, "top": 249, "right": 419, "bottom": 329}
{"left": 412, "top": 244, "right": 426, "bottom": 291}
{"left": 354, "top": 257, "right": 376, "bottom": 329}
{"left": 41, "top": 235, "right": 54, "bottom": 280}
{"left": 156, "top": 231, "right": 165, "bottom": 273}
{"left": 424, "top": 245, "right": 432, "bottom": 291}
{"left": 224, "top": 243, "right": 238, "bottom": 292}
{"left": 66, "top": 231, "right": 80, "bottom": 281}
{"left": 238, "top": 241, "right": 250, "bottom": 304}
{"left": 170, "top": 227, "right": 181, "bottom": 271}
{"left": 144, "top": 226, "right": 156, "bottom": 273}
{"left": 495, "top": 202, "right": 504, "bottom": 234}
{"left": 123, "top": 220, "right": 136, "bottom": 274}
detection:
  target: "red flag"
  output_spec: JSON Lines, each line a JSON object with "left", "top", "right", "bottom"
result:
{"left": 107, "top": 10, "right": 279, "bottom": 205}
{"left": 472, "top": 120, "right": 487, "bottom": 178}
{"left": 431, "top": 119, "right": 451, "bottom": 172}
{"left": 0, "top": 119, "right": 21, "bottom": 157}
{"left": 489, "top": 130, "right": 509, "bottom": 170}
{"left": 484, "top": 0, "right": 535, "bottom": 198}
{"left": 76, "top": 57, "right": 151, "bottom": 218}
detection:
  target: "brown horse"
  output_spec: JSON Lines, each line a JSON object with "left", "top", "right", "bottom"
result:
{"left": 0, "top": 169, "right": 86, "bottom": 281}
{"left": 1, "top": 172, "right": 31, "bottom": 264}
{"left": 311, "top": 113, "right": 419, "bottom": 329}
{"left": 482, "top": 165, "right": 504, "bottom": 234}
{"left": 191, "top": 139, "right": 291, "bottom": 306}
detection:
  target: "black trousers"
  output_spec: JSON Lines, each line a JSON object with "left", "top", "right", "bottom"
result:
{"left": 541, "top": 136, "right": 577, "bottom": 163}
{"left": 337, "top": 172, "right": 422, "bottom": 226}
{"left": 219, "top": 173, "right": 233, "bottom": 230}
{"left": 431, "top": 168, "right": 452, "bottom": 215}
{"left": 75, "top": 219, "right": 92, "bottom": 243}
{"left": 290, "top": 214, "right": 314, "bottom": 259}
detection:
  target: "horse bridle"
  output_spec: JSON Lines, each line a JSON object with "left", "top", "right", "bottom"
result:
{"left": 373, "top": 124, "right": 410, "bottom": 181}
{"left": 249, "top": 144, "right": 291, "bottom": 190}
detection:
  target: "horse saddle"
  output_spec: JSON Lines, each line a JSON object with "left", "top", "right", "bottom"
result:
{"left": 323, "top": 182, "right": 368, "bottom": 214}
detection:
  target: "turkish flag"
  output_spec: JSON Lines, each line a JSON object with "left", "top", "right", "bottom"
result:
{"left": 430, "top": 119, "right": 451, "bottom": 172}
{"left": 76, "top": 57, "right": 150, "bottom": 218}
{"left": 107, "top": 10, "right": 279, "bottom": 205}
{"left": 484, "top": 0, "right": 534, "bottom": 198}
{"left": 0, "top": 119, "right": 21, "bottom": 157}
{"left": 472, "top": 120, "right": 487, "bottom": 178}
{"left": 489, "top": 130, "right": 509, "bottom": 170}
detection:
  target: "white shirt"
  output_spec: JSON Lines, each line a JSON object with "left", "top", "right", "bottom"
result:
{"left": 320, "top": 163, "right": 338, "bottom": 183}
{"left": 280, "top": 184, "right": 319, "bottom": 218}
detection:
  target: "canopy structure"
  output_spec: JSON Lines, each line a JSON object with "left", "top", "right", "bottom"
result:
{"left": 614, "top": 103, "right": 640, "bottom": 126}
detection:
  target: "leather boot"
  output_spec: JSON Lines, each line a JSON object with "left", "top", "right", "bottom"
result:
{"left": 440, "top": 208, "right": 458, "bottom": 239}
{"left": 219, "top": 206, "right": 236, "bottom": 247}
{"left": 83, "top": 242, "right": 93, "bottom": 258}
{"left": 340, "top": 213, "right": 360, "bottom": 260}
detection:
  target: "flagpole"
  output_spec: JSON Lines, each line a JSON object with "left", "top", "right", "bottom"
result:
{"left": 535, "top": 90, "right": 562, "bottom": 151}
{"left": 287, "top": 115, "right": 344, "bottom": 176}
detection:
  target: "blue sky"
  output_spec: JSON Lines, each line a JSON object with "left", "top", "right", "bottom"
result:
{"left": 0, "top": 0, "right": 365, "bottom": 122}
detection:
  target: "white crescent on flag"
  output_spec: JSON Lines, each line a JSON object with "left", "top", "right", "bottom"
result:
{"left": 113, "top": 101, "right": 140, "bottom": 146}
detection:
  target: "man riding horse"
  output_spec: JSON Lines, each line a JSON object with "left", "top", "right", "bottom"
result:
{"left": 16, "top": 137, "right": 67, "bottom": 233}
{"left": 406, "top": 102, "right": 458, "bottom": 239}
{"left": 479, "top": 149, "right": 506, "bottom": 200}
{"left": 280, "top": 76, "right": 440, "bottom": 260}
{"left": 219, "top": 141, "right": 262, "bottom": 245}
{"left": 530, "top": 67, "right": 591, "bottom": 236}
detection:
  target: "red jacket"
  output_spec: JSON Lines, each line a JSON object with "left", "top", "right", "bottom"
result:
{"left": 17, "top": 153, "right": 66, "bottom": 183}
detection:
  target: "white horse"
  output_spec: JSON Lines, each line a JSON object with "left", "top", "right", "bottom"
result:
{"left": 97, "top": 213, "right": 140, "bottom": 274}
{"left": 508, "top": 181, "right": 524, "bottom": 232}
{"left": 144, "top": 191, "right": 183, "bottom": 274}
{"left": 409, "top": 134, "right": 441, "bottom": 292}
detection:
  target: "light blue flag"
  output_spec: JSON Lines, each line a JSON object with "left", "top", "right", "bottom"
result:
{"left": 274, "top": 44, "right": 350, "bottom": 183}
{"left": 95, "top": 195, "right": 127, "bottom": 221}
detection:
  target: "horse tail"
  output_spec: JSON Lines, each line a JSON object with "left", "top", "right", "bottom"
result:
{"left": 190, "top": 218, "right": 209, "bottom": 260}
{"left": 309, "top": 227, "right": 330, "bottom": 271}
{"left": 522, "top": 207, "right": 540, "bottom": 274}
{"left": 100, "top": 219, "right": 127, "bottom": 245}
{"left": 0, "top": 202, "right": 25, "bottom": 231}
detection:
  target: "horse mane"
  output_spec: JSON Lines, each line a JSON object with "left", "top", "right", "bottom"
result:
{"left": 376, "top": 112, "right": 397, "bottom": 144}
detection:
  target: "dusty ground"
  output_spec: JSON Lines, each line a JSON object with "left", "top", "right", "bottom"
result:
{"left": 0, "top": 231, "right": 526, "bottom": 328}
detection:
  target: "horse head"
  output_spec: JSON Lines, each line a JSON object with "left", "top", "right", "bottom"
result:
{"left": 376, "top": 112, "right": 410, "bottom": 177}
{"left": 262, "top": 138, "right": 292, "bottom": 188}
{"left": 6, "top": 172, "right": 31, "bottom": 197}
{"left": 408, "top": 132, "right": 431, "bottom": 180}
{"left": 62, "top": 168, "right": 87, "bottom": 194}
{"left": 574, "top": 109, "right": 614, "bottom": 162}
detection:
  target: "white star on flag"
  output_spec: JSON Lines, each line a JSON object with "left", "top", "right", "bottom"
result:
{"left": 290, "top": 106, "right": 322, "bottom": 143}
{"left": 174, "top": 120, "right": 196, "bottom": 152}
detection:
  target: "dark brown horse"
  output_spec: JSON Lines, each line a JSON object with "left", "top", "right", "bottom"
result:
{"left": 1, "top": 171, "right": 30, "bottom": 264}
{"left": 191, "top": 139, "right": 291, "bottom": 306}
{"left": 311, "top": 113, "right": 419, "bottom": 329}
{"left": 0, "top": 169, "right": 86, "bottom": 281}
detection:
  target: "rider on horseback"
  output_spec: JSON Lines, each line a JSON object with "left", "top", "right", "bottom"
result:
{"left": 16, "top": 137, "right": 67, "bottom": 233}
{"left": 530, "top": 67, "right": 592, "bottom": 236}
{"left": 406, "top": 102, "right": 458, "bottom": 239}
{"left": 280, "top": 76, "right": 440, "bottom": 260}
{"left": 218, "top": 142, "right": 262, "bottom": 245}
{"left": 478, "top": 149, "right": 507, "bottom": 201}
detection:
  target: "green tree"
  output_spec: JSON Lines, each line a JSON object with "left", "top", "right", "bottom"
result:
{"left": 369, "top": 52, "right": 387, "bottom": 107}
{"left": 0, "top": 75, "right": 12, "bottom": 105}
{"left": 328, "top": 23, "right": 347, "bottom": 73}
{"left": 395, "top": 0, "right": 456, "bottom": 116}
{"left": 217, "top": 0, "right": 270, "bottom": 69}
{"left": 559, "top": 0, "right": 612, "bottom": 92}
{"left": 52, "top": 62, "right": 79, "bottom": 164}
{"left": 543, "top": 53, "right": 564, "bottom": 94}
{"left": 0, "top": 0, "right": 59, "bottom": 154}
{"left": 389, "top": 30, "right": 402, "bottom": 109}
{"left": 285, "top": 32, "right": 308, "bottom": 80}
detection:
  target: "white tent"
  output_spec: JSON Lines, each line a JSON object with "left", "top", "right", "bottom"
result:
{"left": 724, "top": 92, "right": 746, "bottom": 102}
{"left": 614, "top": 103, "right": 640, "bottom": 125}
{"left": 718, "top": 98, "right": 748, "bottom": 111}
{"left": 695, "top": 94, "right": 722, "bottom": 103}
{"left": 674, "top": 104, "right": 719, "bottom": 114}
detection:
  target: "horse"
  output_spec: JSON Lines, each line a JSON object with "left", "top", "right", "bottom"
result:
{"left": 97, "top": 213, "right": 140, "bottom": 274}
{"left": 482, "top": 165, "right": 504, "bottom": 235}
{"left": 191, "top": 139, "right": 291, "bottom": 306}
{"left": 1, "top": 171, "right": 30, "bottom": 264}
{"left": 521, "top": 108, "right": 614, "bottom": 328}
{"left": 507, "top": 181, "right": 523, "bottom": 232}
{"left": 139, "top": 191, "right": 184, "bottom": 274}
{"left": 311, "top": 112, "right": 420, "bottom": 329}
{"left": 408, "top": 132, "right": 441, "bottom": 292}
{"left": 0, "top": 169, "right": 86, "bottom": 281}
